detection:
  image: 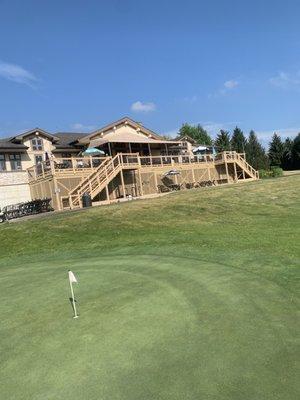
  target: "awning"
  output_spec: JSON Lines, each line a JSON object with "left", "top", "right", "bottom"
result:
{"left": 90, "top": 131, "right": 181, "bottom": 147}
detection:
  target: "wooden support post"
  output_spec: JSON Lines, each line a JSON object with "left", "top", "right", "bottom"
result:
{"left": 128, "top": 142, "right": 132, "bottom": 153}
{"left": 148, "top": 143, "right": 152, "bottom": 156}
{"left": 207, "top": 166, "right": 211, "bottom": 181}
{"left": 153, "top": 172, "right": 158, "bottom": 193}
{"left": 191, "top": 168, "right": 195, "bottom": 183}
{"left": 233, "top": 161, "right": 237, "bottom": 182}
{"left": 138, "top": 170, "right": 143, "bottom": 196}
{"left": 105, "top": 184, "right": 110, "bottom": 203}
{"left": 120, "top": 169, "right": 126, "bottom": 198}
{"left": 53, "top": 176, "right": 62, "bottom": 211}
{"left": 165, "top": 143, "right": 168, "bottom": 155}
{"left": 242, "top": 168, "right": 245, "bottom": 180}
{"left": 108, "top": 142, "right": 112, "bottom": 156}
{"left": 225, "top": 160, "right": 229, "bottom": 183}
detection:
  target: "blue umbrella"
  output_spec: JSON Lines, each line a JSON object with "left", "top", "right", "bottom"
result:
{"left": 82, "top": 147, "right": 105, "bottom": 156}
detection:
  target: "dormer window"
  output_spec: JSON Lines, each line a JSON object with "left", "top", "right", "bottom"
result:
{"left": 31, "top": 137, "right": 43, "bottom": 151}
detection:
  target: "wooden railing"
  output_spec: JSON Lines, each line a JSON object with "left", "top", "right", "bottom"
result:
{"left": 28, "top": 151, "right": 259, "bottom": 186}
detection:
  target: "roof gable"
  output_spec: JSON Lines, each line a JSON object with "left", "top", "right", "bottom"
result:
{"left": 12, "top": 128, "right": 59, "bottom": 143}
{"left": 79, "top": 117, "right": 163, "bottom": 144}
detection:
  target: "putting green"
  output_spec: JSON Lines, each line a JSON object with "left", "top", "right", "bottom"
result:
{"left": 1, "top": 254, "right": 298, "bottom": 400}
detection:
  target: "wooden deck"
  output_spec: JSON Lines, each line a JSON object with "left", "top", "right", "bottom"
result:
{"left": 27, "top": 152, "right": 259, "bottom": 210}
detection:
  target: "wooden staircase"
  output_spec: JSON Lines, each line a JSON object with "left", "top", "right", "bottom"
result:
{"left": 65, "top": 154, "right": 125, "bottom": 209}
{"left": 216, "top": 152, "right": 259, "bottom": 180}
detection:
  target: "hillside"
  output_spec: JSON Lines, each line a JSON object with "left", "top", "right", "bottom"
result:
{"left": 1, "top": 176, "right": 299, "bottom": 400}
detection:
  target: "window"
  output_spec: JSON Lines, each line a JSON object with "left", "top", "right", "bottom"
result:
{"left": 31, "top": 137, "right": 43, "bottom": 151}
{"left": 9, "top": 154, "right": 22, "bottom": 170}
{"left": 0, "top": 154, "right": 6, "bottom": 171}
{"left": 35, "top": 155, "right": 43, "bottom": 165}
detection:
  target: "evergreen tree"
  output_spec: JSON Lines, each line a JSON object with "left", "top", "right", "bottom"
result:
{"left": 246, "top": 130, "right": 269, "bottom": 170}
{"left": 214, "top": 130, "right": 231, "bottom": 151}
{"left": 268, "top": 133, "right": 284, "bottom": 167}
{"left": 281, "top": 138, "right": 294, "bottom": 170}
{"left": 178, "top": 123, "right": 212, "bottom": 145}
{"left": 291, "top": 133, "right": 300, "bottom": 169}
{"left": 230, "top": 126, "right": 247, "bottom": 153}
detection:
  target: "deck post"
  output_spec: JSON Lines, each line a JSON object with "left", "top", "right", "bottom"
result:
{"left": 225, "top": 159, "right": 229, "bottom": 183}
{"left": 191, "top": 168, "right": 195, "bottom": 183}
{"left": 53, "top": 176, "right": 62, "bottom": 211}
{"left": 105, "top": 184, "right": 110, "bottom": 203}
{"left": 233, "top": 161, "right": 237, "bottom": 182}
{"left": 138, "top": 169, "right": 143, "bottom": 197}
{"left": 207, "top": 166, "right": 211, "bottom": 181}
{"left": 153, "top": 171, "right": 158, "bottom": 193}
{"left": 120, "top": 169, "right": 126, "bottom": 198}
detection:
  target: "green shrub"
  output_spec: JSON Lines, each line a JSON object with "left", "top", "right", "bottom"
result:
{"left": 270, "top": 166, "right": 283, "bottom": 177}
{"left": 259, "top": 167, "right": 283, "bottom": 179}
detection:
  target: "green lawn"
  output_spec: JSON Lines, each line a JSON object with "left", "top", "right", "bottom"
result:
{"left": 1, "top": 176, "right": 299, "bottom": 400}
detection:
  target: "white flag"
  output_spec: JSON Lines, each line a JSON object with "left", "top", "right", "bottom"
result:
{"left": 68, "top": 270, "right": 78, "bottom": 284}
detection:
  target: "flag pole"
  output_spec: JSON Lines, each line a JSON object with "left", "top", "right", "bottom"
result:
{"left": 69, "top": 272, "right": 78, "bottom": 318}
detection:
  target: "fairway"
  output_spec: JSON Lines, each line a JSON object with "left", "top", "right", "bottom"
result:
{"left": 1, "top": 176, "right": 299, "bottom": 400}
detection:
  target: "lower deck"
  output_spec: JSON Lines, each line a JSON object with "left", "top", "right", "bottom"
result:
{"left": 28, "top": 152, "right": 259, "bottom": 210}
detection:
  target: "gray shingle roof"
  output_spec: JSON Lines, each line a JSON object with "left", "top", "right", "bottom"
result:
{"left": 0, "top": 137, "right": 28, "bottom": 150}
{"left": 53, "top": 132, "right": 86, "bottom": 149}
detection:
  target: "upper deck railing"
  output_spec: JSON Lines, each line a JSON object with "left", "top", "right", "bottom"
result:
{"left": 27, "top": 151, "right": 257, "bottom": 182}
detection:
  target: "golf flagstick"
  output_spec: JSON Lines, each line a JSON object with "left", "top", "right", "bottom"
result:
{"left": 68, "top": 270, "right": 78, "bottom": 318}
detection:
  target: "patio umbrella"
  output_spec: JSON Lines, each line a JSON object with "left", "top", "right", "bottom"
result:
{"left": 82, "top": 147, "right": 105, "bottom": 156}
{"left": 162, "top": 169, "right": 181, "bottom": 177}
{"left": 193, "top": 145, "right": 208, "bottom": 153}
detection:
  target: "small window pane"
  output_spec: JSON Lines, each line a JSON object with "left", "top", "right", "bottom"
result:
{"left": 0, "top": 154, "right": 6, "bottom": 171}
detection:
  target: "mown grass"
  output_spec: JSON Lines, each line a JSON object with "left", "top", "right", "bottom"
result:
{"left": 1, "top": 176, "right": 299, "bottom": 400}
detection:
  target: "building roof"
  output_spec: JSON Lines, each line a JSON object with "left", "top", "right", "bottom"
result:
{"left": 0, "top": 137, "right": 28, "bottom": 151}
{"left": 90, "top": 129, "right": 180, "bottom": 147}
{"left": 53, "top": 132, "right": 86, "bottom": 149}
{"left": 175, "top": 134, "right": 197, "bottom": 144}
{"left": 11, "top": 128, "right": 59, "bottom": 143}
{"left": 79, "top": 117, "right": 164, "bottom": 144}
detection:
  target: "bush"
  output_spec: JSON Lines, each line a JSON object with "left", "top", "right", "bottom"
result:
{"left": 259, "top": 167, "right": 283, "bottom": 179}
{"left": 270, "top": 166, "right": 283, "bottom": 177}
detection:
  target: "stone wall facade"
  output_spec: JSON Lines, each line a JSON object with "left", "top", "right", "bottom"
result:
{"left": 0, "top": 171, "right": 32, "bottom": 209}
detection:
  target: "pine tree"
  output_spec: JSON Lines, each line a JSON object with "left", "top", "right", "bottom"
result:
{"left": 230, "top": 126, "right": 247, "bottom": 153}
{"left": 268, "top": 133, "right": 284, "bottom": 167}
{"left": 214, "top": 130, "right": 231, "bottom": 151}
{"left": 179, "top": 123, "right": 212, "bottom": 145}
{"left": 291, "top": 133, "right": 300, "bottom": 169}
{"left": 246, "top": 130, "right": 269, "bottom": 170}
{"left": 281, "top": 138, "right": 294, "bottom": 170}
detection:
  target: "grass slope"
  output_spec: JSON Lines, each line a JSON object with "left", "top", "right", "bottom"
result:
{"left": 1, "top": 176, "right": 299, "bottom": 400}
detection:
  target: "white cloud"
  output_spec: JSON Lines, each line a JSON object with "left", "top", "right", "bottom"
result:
{"left": 209, "top": 79, "right": 239, "bottom": 98}
{"left": 131, "top": 101, "right": 156, "bottom": 112}
{"left": 71, "top": 123, "right": 96, "bottom": 131}
{"left": 269, "top": 71, "right": 300, "bottom": 89}
{"left": 224, "top": 80, "right": 239, "bottom": 89}
{"left": 0, "top": 61, "right": 37, "bottom": 87}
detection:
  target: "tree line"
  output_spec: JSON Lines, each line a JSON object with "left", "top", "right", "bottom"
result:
{"left": 179, "top": 123, "right": 300, "bottom": 170}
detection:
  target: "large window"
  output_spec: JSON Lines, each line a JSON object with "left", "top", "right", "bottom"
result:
{"left": 9, "top": 154, "right": 22, "bottom": 171}
{"left": 0, "top": 154, "right": 6, "bottom": 171}
{"left": 31, "top": 137, "right": 43, "bottom": 151}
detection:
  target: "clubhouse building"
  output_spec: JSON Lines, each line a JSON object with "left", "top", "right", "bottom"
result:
{"left": 0, "top": 117, "right": 258, "bottom": 210}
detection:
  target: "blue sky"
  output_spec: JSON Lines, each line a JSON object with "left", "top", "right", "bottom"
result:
{"left": 1, "top": 0, "right": 300, "bottom": 146}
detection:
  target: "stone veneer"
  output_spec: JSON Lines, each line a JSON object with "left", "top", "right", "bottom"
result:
{"left": 0, "top": 171, "right": 32, "bottom": 208}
